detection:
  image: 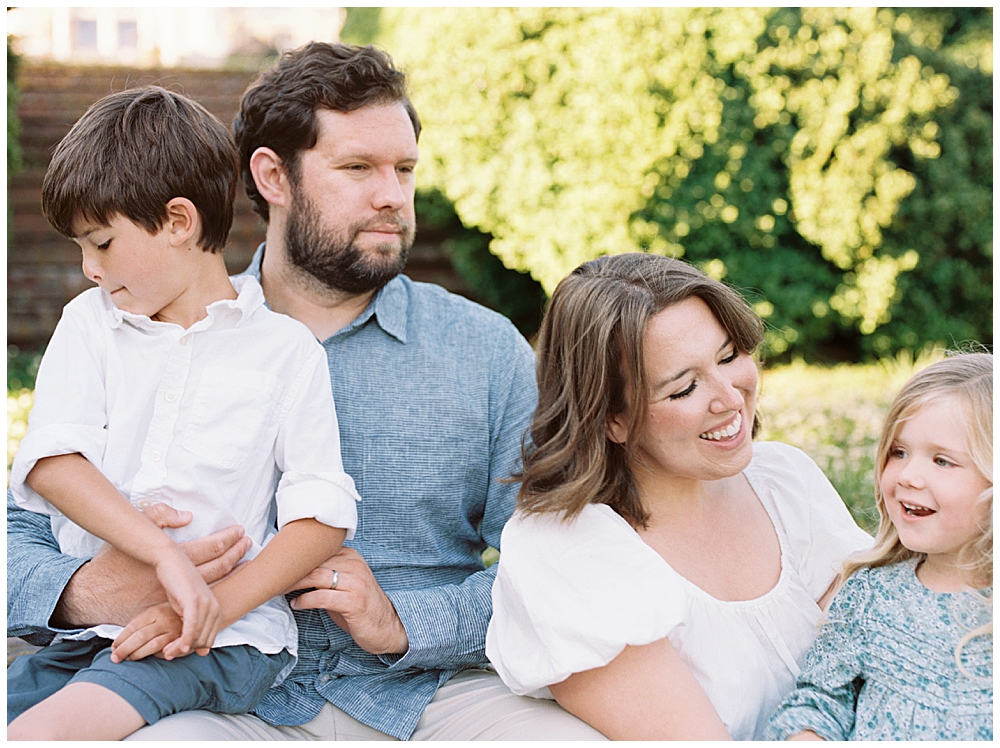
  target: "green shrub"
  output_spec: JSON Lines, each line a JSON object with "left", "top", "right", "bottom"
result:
{"left": 383, "top": 8, "right": 991, "bottom": 363}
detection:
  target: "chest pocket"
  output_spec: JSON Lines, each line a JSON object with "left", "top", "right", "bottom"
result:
{"left": 182, "top": 366, "right": 278, "bottom": 470}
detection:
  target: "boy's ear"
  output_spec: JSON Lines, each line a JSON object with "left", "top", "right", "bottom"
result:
{"left": 164, "top": 197, "right": 200, "bottom": 247}
{"left": 606, "top": 414, "right": 628, "bottom": 445}
{"left": 249, "top": 147, "right": 289, "bottom": 208}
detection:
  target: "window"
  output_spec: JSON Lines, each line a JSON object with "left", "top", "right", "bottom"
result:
{"left": 118, "top": 21, "right": 138, "bottom": 49}
{"left": 73, "top": 19, "right": 98, "bottom": 50}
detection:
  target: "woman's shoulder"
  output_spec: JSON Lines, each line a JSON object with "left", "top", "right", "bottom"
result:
{"left": 747, "top": 441, "right": 823, "bottom": 478}
{"left": 748, "top": 442, "right": 873, "bottom": 598}
{"left": 502, "top": 502, "right": 639, "bottom": 551}
{"left": 490, "top": 504, "right": 687, "bottom": 695}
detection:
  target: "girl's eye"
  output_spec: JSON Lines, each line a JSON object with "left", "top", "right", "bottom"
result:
{"left": 720, "top": 348, "right": 739, "bottom": 365}
{"left": 888, "top": 446, "right": 906, "bottom": 460}
{"left": 669, "top": 381, "right": 697, "bottom": 400}
{"left": 934, "top": 456, "right": 955, "bottom": 468}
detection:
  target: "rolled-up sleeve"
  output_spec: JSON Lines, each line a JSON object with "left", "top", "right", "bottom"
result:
{"left": 274, "top": 342, "right": 360, "bottom": 538}
{"left": 7, "top": 490, "right": 88, "bottom": 644}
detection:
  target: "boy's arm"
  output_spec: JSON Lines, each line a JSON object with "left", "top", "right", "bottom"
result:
{"left": 113, "top": 518, "right": 346, "bottom": 660}
{"left": 8, "top": 491, "right": 251, "bottom": 637}
{"left": 27, "top": 453, "right": 221, "bottom": 654}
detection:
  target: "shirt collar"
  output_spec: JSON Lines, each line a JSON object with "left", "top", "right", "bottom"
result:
{"left": 102, "top": 274, "right": 264, "bottom": 333}
{"left": 244, "top": 243, "right": 409, "bottom": 344}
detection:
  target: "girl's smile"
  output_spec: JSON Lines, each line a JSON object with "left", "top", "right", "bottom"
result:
{"left": 881, "top": 395, "right": 990, "bottom": 583}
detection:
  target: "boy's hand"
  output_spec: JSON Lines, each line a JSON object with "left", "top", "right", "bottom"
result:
{"left": 110, "top": 603, "right": 186, "bottom": 661}
{"left": 154, "top": 551, "right": 221, "bottom": 658}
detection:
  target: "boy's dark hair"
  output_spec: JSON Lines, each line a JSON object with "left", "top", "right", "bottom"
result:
{"left": 234, "top": 42, "right": 421, "bottom": 221}
{"left": 41, "top": 86, "right": 239, "bottom": 252}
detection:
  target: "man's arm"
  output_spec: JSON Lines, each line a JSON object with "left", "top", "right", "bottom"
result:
{"left": 291, "top": 321, "right": 537, "bottom": 669}
{"left": 7, "top": 491, "right": 252, "bottom": 638}
{"left": 383, "top": 324, "right": 537, "bottom": 669}
{"left": 7, "top": 490, "right": 87, "bottom": 644}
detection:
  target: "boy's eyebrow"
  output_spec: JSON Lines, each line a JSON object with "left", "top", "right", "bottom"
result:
{"left": 72, "top": 224, "right": 104, "bottom": 240}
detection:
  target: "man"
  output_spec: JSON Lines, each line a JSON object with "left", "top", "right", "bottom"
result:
{"left": 7, "top": 43, "right": 605, "bottom": 740}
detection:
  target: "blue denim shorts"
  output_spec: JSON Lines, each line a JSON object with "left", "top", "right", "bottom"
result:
{"left": 7, "top": 637, "right": 292, "bottom": 726}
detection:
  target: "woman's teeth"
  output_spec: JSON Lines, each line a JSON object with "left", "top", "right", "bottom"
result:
{"left": 700, "top": 412, "right": 742, "bottom": 441}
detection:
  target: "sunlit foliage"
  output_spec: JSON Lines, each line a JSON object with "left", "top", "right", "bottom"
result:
{"left": 383, "top": 8, "right": 991, "bottom": 361}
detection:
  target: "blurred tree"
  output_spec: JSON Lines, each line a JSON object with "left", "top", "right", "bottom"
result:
{"left": 415, "top": 188, "right": 546, "bottom": 339}
{"left": 340, "top": 8, "right": 382, "bottom": 46}
{"left": 382, "top": 7, "right": 991, "bottom": 361}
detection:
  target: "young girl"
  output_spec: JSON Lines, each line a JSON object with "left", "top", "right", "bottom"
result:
{"left": 767, "top": 352, "right": 993, "bottom": 741}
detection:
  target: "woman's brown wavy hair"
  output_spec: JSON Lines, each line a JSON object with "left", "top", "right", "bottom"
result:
{"left": 517, "top": 253, "right": 764, "bottom": 529}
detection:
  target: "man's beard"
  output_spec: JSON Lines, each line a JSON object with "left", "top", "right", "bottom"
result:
{"left": 284, "top": 188, "right": 414, "bottom": 295}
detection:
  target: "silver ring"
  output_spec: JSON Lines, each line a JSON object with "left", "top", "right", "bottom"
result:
{"left": 329, "top": 569, "right": 339, "bottom": 590}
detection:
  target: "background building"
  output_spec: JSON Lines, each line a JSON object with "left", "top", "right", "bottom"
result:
{"left": 7, "top": 7, "right": 347, "bottom": 69}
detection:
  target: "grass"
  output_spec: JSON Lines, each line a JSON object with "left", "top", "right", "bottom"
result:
{"left": 8, "top": 347, "right": 941, "bottom": 535}
{"left": 756, "top": 349, "right": 942, "bottom": 532}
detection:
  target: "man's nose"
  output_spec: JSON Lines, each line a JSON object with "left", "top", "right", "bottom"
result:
{"left": 372, "top": 169, "right": 407, "bottom": 211}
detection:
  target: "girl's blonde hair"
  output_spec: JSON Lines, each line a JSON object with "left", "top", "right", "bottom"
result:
{"left": 839, "top": 351, "right": 992, "bottom": 675}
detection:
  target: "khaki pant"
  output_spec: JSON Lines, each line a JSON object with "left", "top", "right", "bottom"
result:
{"left": 125, "top": 668, "right": 607, "bottom": 741}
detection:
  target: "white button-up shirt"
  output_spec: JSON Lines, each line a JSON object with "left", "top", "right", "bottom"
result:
{"left": 11, "top": 275, "right": 360, "bottom": 663}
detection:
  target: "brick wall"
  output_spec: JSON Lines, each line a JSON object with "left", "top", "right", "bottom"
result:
{"left": 8, "top": 61, "right": 471, "bottom": 350}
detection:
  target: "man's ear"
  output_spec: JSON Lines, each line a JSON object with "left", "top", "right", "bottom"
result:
{"left": 164, "top": 197, "right": 200, "bottom": 247}
{"left": 249, "top": 147, "right": 289, "bottom": 208}
{"left": 606, "top": 414, "right": 628, "bottom": 445}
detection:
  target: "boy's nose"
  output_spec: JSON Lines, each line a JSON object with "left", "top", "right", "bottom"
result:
{"left": 81, "top": 253, "right": 102, "bottom": 283}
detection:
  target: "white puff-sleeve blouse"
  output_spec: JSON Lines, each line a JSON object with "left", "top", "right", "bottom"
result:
{"left": 486, "top": 442, "right": 873, "bottom": 740}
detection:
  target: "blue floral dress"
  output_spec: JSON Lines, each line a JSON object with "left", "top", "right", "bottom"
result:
{"left": 767, "top": 558, "right": 992, "bottom": 740}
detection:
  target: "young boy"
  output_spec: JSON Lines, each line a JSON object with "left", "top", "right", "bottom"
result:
{"left": 7, "top": 87, "right": 360, "bottom": 740}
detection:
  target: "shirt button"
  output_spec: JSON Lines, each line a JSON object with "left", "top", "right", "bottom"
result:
{"left": 319, "top": 674, "right": 331, "bottom": 683}
{"left": 137, "top": 499, "right": 153, "bottom": 509}
{"left": 151, "top": 451, "right": 162, "bottom": 462}
{"left": 179, "top": 336, "right": 190, "bottom": 346}
{"left": 164, "top": 392, "right": 176, "bottom": 403}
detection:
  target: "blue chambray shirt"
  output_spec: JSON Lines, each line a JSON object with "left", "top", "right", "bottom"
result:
{"left": 6, "top": 244, "right": 538, "bottom": 740}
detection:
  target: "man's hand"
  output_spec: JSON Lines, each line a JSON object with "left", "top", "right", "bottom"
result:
{"left": 289, "top": 547, "right": 409, "bottom": 656}
{"left": 52, "top": 503, "right": 251, "bottom": 629}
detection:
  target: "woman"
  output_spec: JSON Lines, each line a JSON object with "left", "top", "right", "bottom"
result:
{"left": 485, "top": 254, "right": 872, "bottom": 740}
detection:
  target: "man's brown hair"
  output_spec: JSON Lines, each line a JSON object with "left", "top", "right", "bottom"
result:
{"left": 41, "top": 85, "right": 239, "bottom": 252}
{"left": 234, "top": 42, "right": 420, "bottom": 221}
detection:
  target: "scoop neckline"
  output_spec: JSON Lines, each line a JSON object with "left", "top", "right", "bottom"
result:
{"left": 603, "top": 462, "right": 790, "bottom": 608}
